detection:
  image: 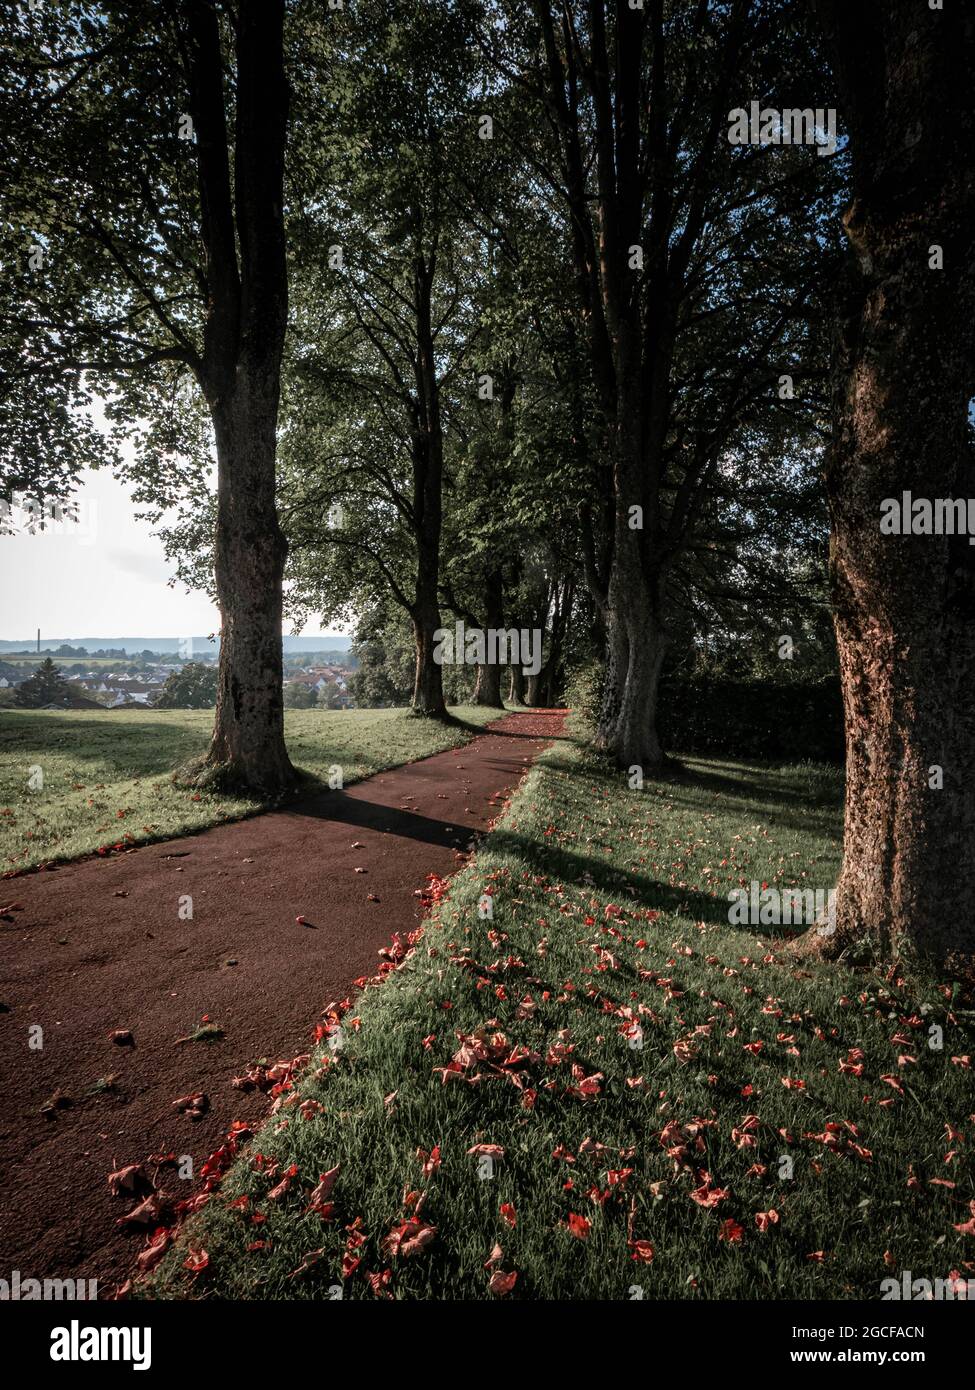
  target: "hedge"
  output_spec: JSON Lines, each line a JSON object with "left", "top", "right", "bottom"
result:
{"left": 564, "top": 662, "right": 845, "bottom": 764}
{"left": 658, "top": 675, "right": 844, "bottom": 763}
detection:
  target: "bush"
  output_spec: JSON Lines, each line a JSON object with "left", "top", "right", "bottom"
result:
{"left": 562, "top": 660, "right": 604, "bottom": 730}
{"left": 154, "top": 662, "right": 218, "bottom": 709}
{"left": 565, "top": 662, "right": 844, "bottom": 763}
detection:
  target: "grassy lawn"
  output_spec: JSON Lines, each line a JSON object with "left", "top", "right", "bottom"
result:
{"left": 0, "top": 705, "right": 506, "bottom": 874}
{"left": 143, "top": 725, "right": 975, "bottom": 1300}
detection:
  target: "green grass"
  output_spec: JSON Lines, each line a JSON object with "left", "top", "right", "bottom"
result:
{"left": 0, "top": 705, "right": 506, "bottom": 873}
{"left": 143, "top": 724, "right": 975, "bottom": 1300}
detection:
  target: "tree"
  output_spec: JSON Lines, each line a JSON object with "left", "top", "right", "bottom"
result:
{"left": 0, "top": 0, "right": 297, "bottom": 794}
{"left": 15, "top": 659, "right": 72, "bottom": 708}
{"left": 811, "top": 0, "right": 975, "bottom": 967}
{"left": 348, "top": 635, "right": 414, "bottom": 709}
{"left": 347, "top": 604, "right": 473, "bottom": 708}
{"left": 283, "top": 682, "right": 317, "bottom": 710}
{"left": 154, "top": 661, "right": 218, "bottom": 709}
{"left": 485, "top": 0, "right": 841, "bottom": 768}
{"left": 277, "top": 0, "right": 486, "bottom": 718}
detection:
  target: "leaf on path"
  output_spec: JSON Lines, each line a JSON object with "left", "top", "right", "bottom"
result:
{"left": 40, "top": 1089, "right": 73, "bottom": 1117}
{"left": 117, "top": 1191, "right": 171, "bottom": 1230}
{"left": 172, "top": 1092, "right": 208, "bottom": 1120}
{"left": 107, "top": 1163, "right": 151, "bottom": 1197}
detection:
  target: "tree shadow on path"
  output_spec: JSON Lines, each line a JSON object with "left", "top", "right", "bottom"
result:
{"left": 282, "top": 791, "right": 479, "bottom": 850}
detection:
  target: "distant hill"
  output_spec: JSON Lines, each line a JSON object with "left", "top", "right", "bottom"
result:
{"left": 0, "top": 635, "right": 351, "bottom": 656}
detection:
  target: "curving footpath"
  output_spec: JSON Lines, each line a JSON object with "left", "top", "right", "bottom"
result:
{"left": 0, "top": 709, "right": 565, "bottom": 1296}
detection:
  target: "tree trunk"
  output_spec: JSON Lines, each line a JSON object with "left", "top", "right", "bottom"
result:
{"left": 409, "top": 250, "right": 447, "bottom": 719}
{"left": 410, "top": 514, "right": 446, "bottom": 712}
{"left": 202, "top": 394, "right": 295, "bottom": 793}
{"left": 411, "top": 589, "right": 445, "bottom": 716}
{"left": 615, "top": 602, "right": 667, "bottom": 772}
{"left": 595, "top": 604, "right": 627, "bottom": 747}
{"left": 596, "top": 563, "right": 667, "bottom": 772}
{"left": 181, "top": 0, "right": 295, "bottom": 795}
{"left": 508, "top": 665, "right": 527, "bottom": 705}
{"left": 595, "top": 410, "right": 669, "bottom": 773}
{"left": 472, "top": 568, "right": 506, "bottom": 708}
{"left": 473, "top": 661, "right": 504, "bottom": 707}
{"left": 814, "top": 0, "right": 975, "bottom": 967}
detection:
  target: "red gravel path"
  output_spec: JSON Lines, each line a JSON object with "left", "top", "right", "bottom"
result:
{"left": 0, "top": 709, "right": 565, "bottom": 1296}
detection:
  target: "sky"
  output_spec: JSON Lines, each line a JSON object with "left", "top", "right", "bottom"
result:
{"left": 0, "top": 467, "right": 343, "bottom": 643}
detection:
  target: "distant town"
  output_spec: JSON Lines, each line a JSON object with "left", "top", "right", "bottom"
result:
{"left": 0, "top": 639, "right": 358, "bottom": 711}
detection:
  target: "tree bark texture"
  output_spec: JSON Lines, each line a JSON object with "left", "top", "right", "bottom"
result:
{"left": 817, "top": 0, "right": 975, "bottom": 965}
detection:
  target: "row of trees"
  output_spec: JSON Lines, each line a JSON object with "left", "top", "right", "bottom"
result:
{"left": 1, "top": 1, "right": 972, "bottom": 966}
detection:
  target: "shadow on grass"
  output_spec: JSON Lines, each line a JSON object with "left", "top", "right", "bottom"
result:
{"left": 0, "top": 711, "right": 211, "bottom": 779}
{"left": 540, "top": 746, "right": 843, "bottom": 840}
{"left": 477, "top": 791, "right": 840, "bottom": 940}
{"left": 485, "top": 822, "right": 733, "bottom": 927}
{"left": 648, "top": 784, "right": 843, "bottom": 841}
{"left": 670, "top": 759, "right": 844, "bottom": 809}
